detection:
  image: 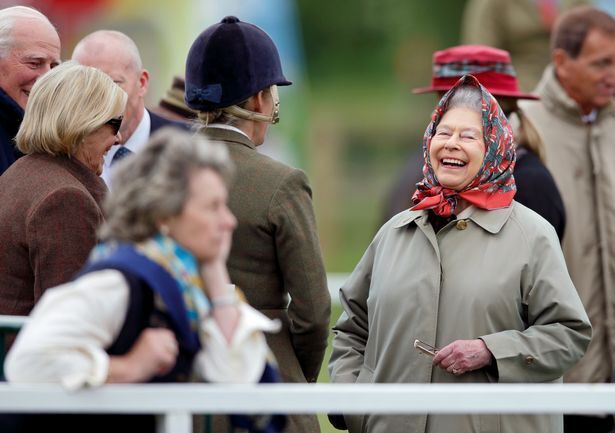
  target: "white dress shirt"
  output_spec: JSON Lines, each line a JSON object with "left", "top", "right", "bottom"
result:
{"left": 101, "top": 110, "right": 151, "bottom": 189}
{"left": 5, "top": 269, "right": 280, "bottom": 390}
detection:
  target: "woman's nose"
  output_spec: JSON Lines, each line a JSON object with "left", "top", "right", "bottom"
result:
{"left": 443, "top": 134, "right": 460, "bottom": 149}
{"left": 224, "top": 207, "right": 237, "bottom": 230}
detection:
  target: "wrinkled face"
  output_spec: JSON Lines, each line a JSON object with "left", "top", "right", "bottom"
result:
{"left": 163, "top": 169, "right": 237, "bottom": 263}
{"left": 75, "top": 121, "right": 122, "bottom": 175}
{"left": 73, "top": 45, "right": 146, "bottom": 143}
{"left": 429, "top": 107, "right": 486, "bottom": 191}
{"left": 555, "top": 29, "right": 615, "bottom": 114}
{"left": 0, "top": 18, "right": 61, "bottom": 109}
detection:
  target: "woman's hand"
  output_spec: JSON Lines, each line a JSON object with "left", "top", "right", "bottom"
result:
{"left": 200, "top": 230, "right": 240, "bottom": 345}
{"left": 107, "top": 328, "right": 179, "bottom": 383}
{"left": 201, "top": 230, "right": 232, "bottom": 291}
{"left": 432, "top": 339, "right": 493, "bottom": 376}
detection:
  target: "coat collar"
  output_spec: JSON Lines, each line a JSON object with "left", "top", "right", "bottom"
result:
{"left": 536, "top": 64, "right": 615, "bottom": 123}
{"left": 202, "top": 125, "right": 256, "bottom": 150}
{"left": 30, "top": 153, "right": 107, "bottom": 206}
{"left": 392, "top": 203, "right": 514, "bottom": 234}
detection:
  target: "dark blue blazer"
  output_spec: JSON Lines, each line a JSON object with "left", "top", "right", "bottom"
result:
{"left": 148, "top": 110, "right": 191, "bottom": 134}
{"left": 0, "top": 89, "right": 24, "bottom": 176}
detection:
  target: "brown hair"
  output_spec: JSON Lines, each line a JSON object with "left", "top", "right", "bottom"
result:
{"left": 552, "top": 6, "right": 615, "bottom": 58}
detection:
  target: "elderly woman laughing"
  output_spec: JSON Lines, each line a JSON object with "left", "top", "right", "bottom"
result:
{"left": 329, "top": 75, "right": 591, "bottom": 433}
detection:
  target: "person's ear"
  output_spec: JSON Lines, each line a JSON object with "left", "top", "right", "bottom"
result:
{"left": 250, "top": 90, "right": 268, "bottom": 114}
{"left": 138, "top": 69, "right": 150, "bottom": 97}
{"left": 552, "top": 48, "right": 571, "bottom": 79}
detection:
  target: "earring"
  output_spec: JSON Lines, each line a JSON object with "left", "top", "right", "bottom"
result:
{"left": 159, "top": 224, "right": 170, "bottom": 236}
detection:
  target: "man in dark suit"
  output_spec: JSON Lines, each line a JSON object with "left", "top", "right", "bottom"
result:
{"left": 0, "top": 6, "right": 60, "bottom": 176}
{"left": 71, "top": 30, "right": 186, "bottom": 188}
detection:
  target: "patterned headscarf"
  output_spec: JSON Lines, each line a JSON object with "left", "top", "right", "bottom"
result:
{"left": 411, "top": 74, "right": 516, "bottom": 217}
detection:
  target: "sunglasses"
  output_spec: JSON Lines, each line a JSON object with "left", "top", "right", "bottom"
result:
{"left": 105, "top": 116, "right": 123, "bottom": 135}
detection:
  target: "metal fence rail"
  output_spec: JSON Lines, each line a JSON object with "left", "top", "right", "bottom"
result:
{"left": 1, "top": 383, "right": 615, "bottom": 433}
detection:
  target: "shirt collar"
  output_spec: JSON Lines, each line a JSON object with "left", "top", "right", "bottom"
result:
{"left": 123, "top": 109, "right": 151, "bottom": 153}
{"left": 392, "top": 204, "right": 514, "bottom": 234}
{"left": 582, "top": 109, "right": 598, "bottom": 124}
{"left": 102, "top": 109, "right": 150, "bottom": 188}
{"left": 207, "top": 123, "right": 250, "bottom": 139}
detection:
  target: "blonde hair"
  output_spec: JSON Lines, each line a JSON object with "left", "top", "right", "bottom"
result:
{"left": 16, "top": 61, "right": 127, "bottom": 156}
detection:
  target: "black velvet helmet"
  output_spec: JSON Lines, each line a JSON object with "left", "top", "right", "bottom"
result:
{"left": 185, "top": 16, "right": 292, "bottom": 111}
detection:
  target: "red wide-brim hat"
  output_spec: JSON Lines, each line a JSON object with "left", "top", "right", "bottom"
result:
{"left": 413, "top": 45, "right": 539, "bottom": 100}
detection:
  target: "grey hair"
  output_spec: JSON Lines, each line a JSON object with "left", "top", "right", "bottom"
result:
{"left": 99, "top": 127, "right": 234, "bottom": 242}
{"left": 446, "top": 85, "right": 482, "bottom": 113}
{"left": 0, "top": 6, "right": 55, "bottom": 58}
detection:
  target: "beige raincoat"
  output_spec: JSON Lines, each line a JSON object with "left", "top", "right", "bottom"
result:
{"left": 330, "top": 202, "right": 591, "bottom": 433}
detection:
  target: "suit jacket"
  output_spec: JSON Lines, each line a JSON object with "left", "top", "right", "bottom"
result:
{"left": 0, "top": 153, "right": 106, "bottom": 316}
{"left": 149, "top": 110, "right": 191, "bottom": 134}
{"left": 0, "top": 88, "right": 24, "bottom": 176}
{"left": 204, "top": 126, "right": 330, "bottom": 433}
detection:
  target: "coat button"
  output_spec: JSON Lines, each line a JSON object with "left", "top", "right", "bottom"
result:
{"left": 525, "top": 356, "right": 534, "bottom": 366}
{"left": 456, "top": 220, "right": 468, "bottom": 230}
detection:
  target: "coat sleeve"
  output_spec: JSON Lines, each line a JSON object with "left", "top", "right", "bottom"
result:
{"left": 269, "top": 169, "right": 331, "bottom": 382}
{"left": 26, "top": 186, "right": 103, "bottom": 301}
{"left": 4, "top": 270, "right": 129, "bottom": 390}
{"left": 329, "top": 236, "right": 377, "bottom": 384}
{"left": 195, "top": 302, "right": 281, "bottom": 383}
{"left": 480, "top": 221, "right": 592, "bottom": 382}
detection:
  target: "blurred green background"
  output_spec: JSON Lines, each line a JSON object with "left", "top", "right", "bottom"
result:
{"left": 296, "top": 0, "right": 467, "bottom": 272}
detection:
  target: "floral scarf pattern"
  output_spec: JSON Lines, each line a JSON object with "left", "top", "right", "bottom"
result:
{"left": 411, "top": 74, "right": 516, "bottom": 217}
{"left": 90, "top": 234, "right": 210, "bottom": 332}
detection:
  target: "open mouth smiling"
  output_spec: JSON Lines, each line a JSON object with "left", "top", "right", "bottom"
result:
{"left": 441, "top": 158, "right": 467, "bottom": 168}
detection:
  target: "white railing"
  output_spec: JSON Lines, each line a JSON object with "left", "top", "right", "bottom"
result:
{"left": 326, "top": 272, "right": 349, "bottom": 303}
{"left": 0, "top": 314, "right": 28, "bottom": 329}
{"left": 1, "top": 383, "right": 615, "bottom": 433}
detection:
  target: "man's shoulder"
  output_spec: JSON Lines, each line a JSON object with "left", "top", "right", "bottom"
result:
{"left": 148, "top": 110, "right": 191, "bottom": 133}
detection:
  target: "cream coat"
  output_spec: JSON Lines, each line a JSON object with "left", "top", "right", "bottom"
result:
{"left": 520, "top": 66, "right": 615, "bottom": 384}
{"left": 329, "top": 202, "right": 591, "bottom": 433}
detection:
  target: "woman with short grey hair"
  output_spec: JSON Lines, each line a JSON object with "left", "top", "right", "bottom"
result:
{"left": 5, "top": 128, "right": 283, "bottom": 433}
{"left": 100, "top": 127, "right": 233, "bottom": 243}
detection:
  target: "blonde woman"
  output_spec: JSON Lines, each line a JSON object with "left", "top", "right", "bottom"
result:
{"left": 0, "top": 61, "right": 126, "bottom": 317}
